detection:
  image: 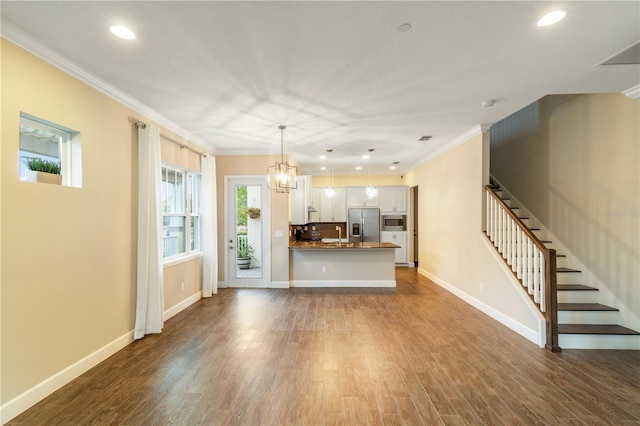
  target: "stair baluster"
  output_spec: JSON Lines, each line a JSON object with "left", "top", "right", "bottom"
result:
{"left": 485, "top": 184, "right": 560, "bottom": 352}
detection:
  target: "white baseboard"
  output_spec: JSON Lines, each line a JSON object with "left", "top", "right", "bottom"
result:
{"left": 290, "top": 280, "right": 396, "bottom": 288}
{"left": 0, "top": 331, "right": 134, "bottom": 425}
{"left": 163, "top": 292, "right": 202, "bottom": 321}
{"left": 417, "top": 268, "right": 540, "bottom": 346}
{"left": 270, "top": 281, "right": 290, "bottom": 289}
{"left": 1, "top": 292, "right": 209, "bottom": 424}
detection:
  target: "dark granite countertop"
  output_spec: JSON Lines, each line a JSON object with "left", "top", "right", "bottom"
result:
{"left": 289, "top": 241, "right": 400, "bottom": 250}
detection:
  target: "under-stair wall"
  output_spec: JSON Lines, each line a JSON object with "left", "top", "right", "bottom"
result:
{"left": 490, "top": 93, "right": 639, "bottom": 347}
{"left": 491, "top": 178, "right": 639, "bottom": 349}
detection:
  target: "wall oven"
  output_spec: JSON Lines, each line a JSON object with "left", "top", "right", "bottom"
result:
{"left": 381, "top": 215, "right": 406, "bottom": 231}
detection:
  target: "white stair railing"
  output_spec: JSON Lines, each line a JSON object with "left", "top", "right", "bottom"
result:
{"left": 485, "top": 185, "right": 560, "bottom": 352}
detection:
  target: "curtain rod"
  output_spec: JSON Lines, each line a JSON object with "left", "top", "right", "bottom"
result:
{"left": 133, "top": 119, "right": 207, "bottom": 157}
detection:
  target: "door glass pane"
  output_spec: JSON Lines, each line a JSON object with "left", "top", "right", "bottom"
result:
{"left": 235, "top": 184, "right": 262, "bottom": 279}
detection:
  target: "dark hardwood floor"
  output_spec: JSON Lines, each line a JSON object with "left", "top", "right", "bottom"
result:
{"left": 9, "top": 268, "right": 640, "bottom": 425}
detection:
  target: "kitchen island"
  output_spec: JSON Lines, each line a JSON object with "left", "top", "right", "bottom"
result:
{"left": 289, "top": 241, "right": 400, "bottom": 287}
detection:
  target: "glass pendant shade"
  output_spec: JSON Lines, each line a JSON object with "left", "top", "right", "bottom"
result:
{"left": 268, "top": 125, "right": 297, "bottom": 193}
{"left": 324, "top": 186, "right": 336, "bottom": 198}
{"left": 366, "top": 148, "right": 377, "bottom": 199}
{"left": 324, "top": 149, "right": 335, "bottom": 198}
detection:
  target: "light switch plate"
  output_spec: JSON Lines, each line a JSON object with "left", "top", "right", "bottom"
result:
{"left": 274, "top": 230, "right": 284, "bottom": 238}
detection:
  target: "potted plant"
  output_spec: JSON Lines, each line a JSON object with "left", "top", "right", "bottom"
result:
{"left": 247, "top": 207, "right": 261, "bottom": 219}
{"left": 24, "top": 158, "right": 62, "bottom": 185}
{"left": 236, "top": 243, "right": 255, "bottom": 269}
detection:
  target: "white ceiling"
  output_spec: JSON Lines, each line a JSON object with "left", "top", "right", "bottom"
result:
{"left": 2, "top": 1, "right": 639, "bottom": 175}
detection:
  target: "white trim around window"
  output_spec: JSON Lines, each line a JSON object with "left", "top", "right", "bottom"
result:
{"left": 161, "top": 164, "right": 202, "bottom": 265}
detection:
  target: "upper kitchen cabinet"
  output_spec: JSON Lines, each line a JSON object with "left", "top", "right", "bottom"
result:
{"left": 347, "top": 186, "right": 379, "bottom": 207}
{"left": 319, "top": 188, "right": 346, "bottom": 222}
{"left": 290, "top": 175, "right": 312, "bottom": 224}
{"left": 380, "top": 186, "right": 408, "bottom": 213}
{"left": 309, "top": 188, "right": 321, "bottom": 222}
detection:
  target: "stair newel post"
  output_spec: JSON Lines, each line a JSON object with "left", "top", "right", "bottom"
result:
{"left": 486, "top": 191, "right": 490, "bottom": 237}
{"left": 511, "top": 218, "right": 517, "bottom": 272}
{"left": 497, "top": 206, "right": 502, "bottom": 252}
{"left": 544, "top": 248, "right": 561, "bottom": 352}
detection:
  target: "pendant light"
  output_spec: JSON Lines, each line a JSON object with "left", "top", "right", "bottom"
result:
{"left": 267, "top": 125, "right": 297, "bottom": 193}
{"left": 324, "top": 149, "right": 335, "bottom": 198}
{"left": 366, "top": 148, "right": 377, "bottom": 199}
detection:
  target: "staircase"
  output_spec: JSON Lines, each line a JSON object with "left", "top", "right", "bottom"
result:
{"left": 486, "top": 181, "right": 639, "bottom": 350}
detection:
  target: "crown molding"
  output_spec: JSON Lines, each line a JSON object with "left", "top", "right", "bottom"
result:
{"left": 404, "top": 124, "right": 485, "bottom": 172}
{"left": 622, "top": 84, "right": 640, "bottom": 99}
{"left": 1, "top": 19, "right": 211, "bottom": 152}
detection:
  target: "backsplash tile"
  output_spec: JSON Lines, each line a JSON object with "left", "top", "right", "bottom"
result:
{"left": 291, "top": 222, "right": 347, "bottom": 242}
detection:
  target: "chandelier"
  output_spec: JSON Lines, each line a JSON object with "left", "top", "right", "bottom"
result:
{"left": 267, "top": 125, "right": 297, "bottom": 193}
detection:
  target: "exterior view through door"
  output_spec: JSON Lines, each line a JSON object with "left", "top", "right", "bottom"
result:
{"left": 226, "top": 177, "right": 270, "bottom": 287}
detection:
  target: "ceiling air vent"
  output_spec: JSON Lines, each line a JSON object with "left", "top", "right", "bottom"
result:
{"left": 418, "top": 136, "right": 432, "bottom": 141}
{"left": 599, "top": 40, "right": 640, "bottom": 65}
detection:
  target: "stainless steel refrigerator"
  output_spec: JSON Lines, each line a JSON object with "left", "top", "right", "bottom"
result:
{"left": 348, "top": 208, "right": 380, "bottom": 243}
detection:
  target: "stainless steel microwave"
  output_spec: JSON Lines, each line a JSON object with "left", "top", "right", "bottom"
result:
{"left": 381, "top": 215, "right": 406, "bottom": 231}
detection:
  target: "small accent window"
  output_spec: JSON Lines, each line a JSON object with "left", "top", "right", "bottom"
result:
{"left": 19, "top": 112, "right": 82, "bottom": 188}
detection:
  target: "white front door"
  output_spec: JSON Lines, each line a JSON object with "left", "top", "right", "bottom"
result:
{"left": 225, "top": 177, "right": 270, "bottom": 288}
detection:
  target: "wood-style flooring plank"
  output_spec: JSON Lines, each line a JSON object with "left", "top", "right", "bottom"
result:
{"left": 6, "top": 268, "right": 640, "bottom": 425}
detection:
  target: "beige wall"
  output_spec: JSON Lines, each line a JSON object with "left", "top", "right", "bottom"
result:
{"left": 491, "top": 93, "right": 639, "bottom": 329}
{"left": 311, "top": 174, "right": 404, "bottom": 187}
{"left": 161, "top": 137, "right": 201, "bottom": 173}
{"left": 0, "top": 40, "right": 202, "bottom": 407}
{"left": 404, "top": 130, "right": 541, "bottom": 338}
{"left": 164, "top": 260, "right": 201, "bottom": 309}
{"left": 215, "top": 155, "right": 290, "bottom": 284}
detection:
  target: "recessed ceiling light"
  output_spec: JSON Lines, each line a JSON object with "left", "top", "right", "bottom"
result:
{"left": 319, "top": 154, "right": 326, "bottom": 159}
{"left": 537, "top": 11, "right": 566, "bottom": 27}
{"left": 390, "top": 166, "right": 397, "bottom": 170}
{"left": 320, "top": 166, "right": 327, "bottom": 171}
{"left": 398, "top": 23, "right": 412, "bottom": 32}
{"left": 355, "top": 166, "right": 362, "bottom": 171}
{"left": 363, "top": 154, "right": 370, "bottom": 159}
{"left": 110, "top": 25, "right": 136, "bottom": 40}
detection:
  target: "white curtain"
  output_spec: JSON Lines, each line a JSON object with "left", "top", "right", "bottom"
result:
{"left": 134, "top": 123, "right": 164, "bottom": 339}
{"left": 201, "top": 155, "right": 219, "bottom": 297}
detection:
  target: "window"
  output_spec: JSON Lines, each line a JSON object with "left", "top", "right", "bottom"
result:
{"left": 19, "top": 112, "right": 82, "bottom": 187}
{"left": 162, "top": 165, "right": 201, "bottom": 260}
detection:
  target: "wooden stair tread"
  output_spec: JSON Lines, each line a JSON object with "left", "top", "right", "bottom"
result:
{"left": 558, "top": 303, "right": 618, "bottom": 311}
{"left": 556, "top": 254, "right": 566, "bottom": 258}
{"left": 519, "top": 217, "right": 529, "bottom": 220}
{"left": 541, "top": 240, "right": 552, "bottom": 243}
{"left": 557, "top": 267, "right": 581, "bottom": 273}
{"left": 529, "top": 228, "right": 541, "bottom": 231}
{"left": 558, "top": 324, "right": 640, "bottom": 335}
{"left": 557, "top": 284, "right": 598, "bottom": 291}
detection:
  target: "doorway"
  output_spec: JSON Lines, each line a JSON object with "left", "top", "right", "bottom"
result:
{"left": 411, "top": 185, "right": 419, "bottom": 268}
{"left": 225, "top": 177, "right": 270, "bottom": 288}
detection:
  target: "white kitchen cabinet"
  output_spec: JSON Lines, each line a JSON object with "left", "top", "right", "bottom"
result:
{"left": 309, "top": 188, "right": 321, "bottom": 222}
{"left": 347, "top": 186, "right": 379, "bottom": 207}
{"left": 381, "top": 231, "right": 408, "bottom": 264}
{"left": 380, "top": 186, "right": 408, "bottom": 213}
{"left": 290, "top": 175, "right": 311, "bottom": 224}
{"left": 319, "top": 188, "right": 346, "bottom": 222}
